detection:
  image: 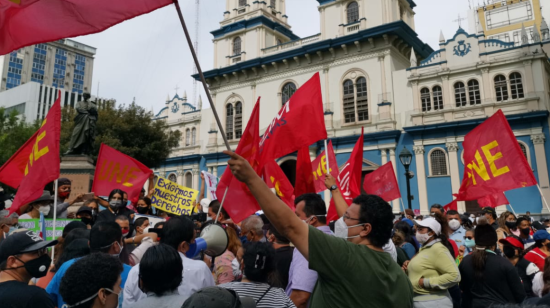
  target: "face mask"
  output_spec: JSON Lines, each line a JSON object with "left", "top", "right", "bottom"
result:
{"left": 7, "top": 226, "right": 16, "bottom": 236}
{"left": 109, "top": 200, "right": 123, "bottom": 210}
{"left": 12, "top": 254, "right": 51, "bottom": 278}
{"left": 469, "top": 217, "right": 474, "bottom": 223}
{"left": 334, "top": 217, "right": 364, "bottom": 239}
{"left": 111, "top": 241, "right": 123, "bottom": 258}
{"left": 464, "top": 238, "right": 475, "bottom": 248}
{"left": 121, "top": 230, "right": 129, "bottom": 238}
{"left": 520, "top": 227, "right": 531, "bottom": 236}
{"left": 136, "top": 207, "right": 149, "bottom": 214}
{"left": 547, "top": 228, "right": 550, "bottom": 234}
{"left": 416, "top": 232, "right": 432, "bottom": 245}
{"left": 68, "top": 288, "right": 119, "bottom": 308}
{"left": 58, "top": 191, "right": 70, "bottom": 199}
{"left": 81, "top": 217, "right": 93, "bottom": 225}
{"left": 505, "top": 221, "right": 517, "bottom": 229}
{"left": 503, "top": 245, "right": 517, "bottom": 259}
{"left": 449, "top": 219, "right": 460, "bottom": 231}
{"left": 476, "top": 217, "right": 481, "bottom": 224}
{"left": 38, "top": 205, "right": 51, "bottom": 216}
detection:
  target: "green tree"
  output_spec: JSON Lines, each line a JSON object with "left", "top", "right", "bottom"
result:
{"left": 61, "top": 102, "right": 181, "bottom": 168}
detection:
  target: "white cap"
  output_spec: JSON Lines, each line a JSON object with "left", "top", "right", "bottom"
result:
{"left": 200, "top": 198, "right": 211, "bottom": 210}
{"left": 414, "top": 217, "right": 441, "bottom": 236}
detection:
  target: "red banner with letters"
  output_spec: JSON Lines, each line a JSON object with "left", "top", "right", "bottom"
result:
{"left": 263, "top": 161, "right": 295, "bottom": 210}
{"left": 92, "top": 144, "right": 153, "bottom": 204}
{"left": 456, "top": 110, "right": 537, "bottom": 201}
{"left": 9, "top": 91, "right": 61, "bottom": 213}
{"left": 0, "top": 129, "right": 39, "bottom": 189}
{"left": 311, "top": 141, "right": 339, "bottom": 193}
{"left": 362, "top": 161, "right": 401, "bottom": 202}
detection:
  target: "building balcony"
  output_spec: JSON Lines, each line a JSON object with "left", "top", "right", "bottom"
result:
{"left": 261, "top": 34, "right": 321, "bottom": 56}
{"left": 166, "top": 113, "right": 201, "bottom": 125}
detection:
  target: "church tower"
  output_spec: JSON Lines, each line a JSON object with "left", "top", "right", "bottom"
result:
{"left": 212, "top": 0, "right": 298, "bottom": 69}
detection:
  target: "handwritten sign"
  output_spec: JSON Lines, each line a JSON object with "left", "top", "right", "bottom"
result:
{"left": 19, "top": 219, "right": 78, "bottom": 241}
{"left": 151, "top": 177, "right": 199, "bottom": 216}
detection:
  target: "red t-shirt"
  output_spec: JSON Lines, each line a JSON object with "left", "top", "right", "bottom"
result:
{"left": 524, "top": 247, "right": 547, "bottom": 271}
{"left": 449, "top": 239, "right": 459, "bottom": 258}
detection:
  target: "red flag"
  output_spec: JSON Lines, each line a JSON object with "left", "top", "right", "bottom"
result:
{"left": 0, "top": 0, "right": 173, "bottom": 55}
{"left": 263, "top": 161, "right": 295, "bottom": 210}
{"left": 362, "top": 161, "right": 401, "bottom": 202}
{"left": 258, "top": 73, "right": 327, "bottom": 167}
{"left": 456, "top": 110, "right": 537, "bottom": 201}
{"left": 327, "top": 128, "right": 364, "bottom": 221}
{"left": 0, "top": 129, "right": 39, "bottom": 189}
{"left": 216, "top": 98, "right": 261, "bottom": 223}
{"left": 294, "top": 146, "right": 315, "bottom": 196}
{"left": 311, "top": 141, "right": 339, "bottom": 193}
{"left": 92, "top": 144, "right": 153, "bottom": 204}
{"left": 10, "top": 91, "right": 61, "bottom": 213}
{"left": 478, "top": 192, "right": 509, "bottom": 208}
{"left": 443, "top": 199, "right": 458, "bottom": 212}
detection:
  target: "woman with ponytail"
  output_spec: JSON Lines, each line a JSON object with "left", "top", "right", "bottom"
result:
{"left": 459, "top": 217, "right": 526, "bottom": 307}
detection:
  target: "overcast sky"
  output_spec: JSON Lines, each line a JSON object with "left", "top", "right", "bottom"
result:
{"left": 72, "top": 0, "right": 473, "bottom": 114}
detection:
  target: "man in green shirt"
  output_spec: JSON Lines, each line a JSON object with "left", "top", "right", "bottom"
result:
{"left": 224, "top": 151, "right": 413, "bottom": 308}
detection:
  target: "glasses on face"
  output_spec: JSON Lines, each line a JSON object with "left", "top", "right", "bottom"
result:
{"left": 464, "top": 236, "right": 473, "bottom": 240}
{"left": 343, "top": 213, "right": 360, "bottom": 221}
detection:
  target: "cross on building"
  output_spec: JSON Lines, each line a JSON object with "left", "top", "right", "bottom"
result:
{"left": 174, "top": 85, "right": 180, "bottom": 96}
{"left": 453, "top": 14, "right": 466, "bottom": 28}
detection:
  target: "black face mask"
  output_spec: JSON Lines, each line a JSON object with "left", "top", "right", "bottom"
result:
{"left": 81, "top": 217, "right": 94, "bottom": 226}
{"left": 11, "top": 254, "right": 51, "bottom": 278}
{"left": 503, "top": 246, "right": 517, "bottom": 259}
{"left": 520, "top": 228, "right": 531, "bottom": 236}
{"left": 505, "top": 221, "right": 517, "bottom": 229}
{"left": 136, "top": 207, "right": 149, "bottom": 215}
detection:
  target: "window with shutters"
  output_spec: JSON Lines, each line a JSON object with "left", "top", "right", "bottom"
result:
{"left": 347, "top": 2, "right": 359, "bottom": 23}
{"left": 495, "top": 75, "right": 509, "bottom": 101}
{"left": 233, "top": 37, "right": 242, "bottom": 56}
{"left": 270, "top": 0, "right": 276, "bottom": 8}
{"left": 235, "top": 102, "right": 243, "bottom": 139}
{"left": 421, "top": 88, "right": 431, "bottom": 112}
{"left": 185, "top": 129, "right": 190, "bottom": 146}
{"left": 226, "top": 101, "right": 243, "bottom": 140}
{"left": 281, "top": 82, "right": 296, "bottom": 106}
{"left": 191, "top": 128, "right": 196, "bottom": 146}
{"left": 356, "top": 77, "right": 368, "bottom": 121}
{"left": 239, "top": 0, "right": 246, "bottom": 7}
{"left": 430, "top": 149, "right": 448, "bottom": 176}
{"left": 510, "top": 72, "right": 524, "bottom": 99}
{"left": 468, "top": 80, "right": 481, "bottom": 105}
{"left": 519, "top": 142, "right": 527, "bottom": 159}
{"left": 342, "top": 77, "right": 369, "bottom": 123}
{"left": 454, "top": 82, "right": 467, "bottom": 107}
{"left": 343, "top": 80, "right": 355, "bottom": 123}
{"left": 226, "top": 104, "right": 234, "bottom": 140}
{"left": 432, "top": 86, "right": 443, "bottom": 110}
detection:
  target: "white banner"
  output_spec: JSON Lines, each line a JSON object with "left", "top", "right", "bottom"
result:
{"left": 202, "top": 171, "right": 218, "bottom": 200}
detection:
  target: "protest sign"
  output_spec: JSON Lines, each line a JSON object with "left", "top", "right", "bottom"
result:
{"left": 134, "top": 213, "right": 165, "bottom": 227}
{"left": 19, "top": 219, "right": 78, "bottom": 241}
{"left": 202, "top": 171, "right": 218, "bottom": 200}
{"left": 151, "top": 177, "right": 199, "bottom": 216}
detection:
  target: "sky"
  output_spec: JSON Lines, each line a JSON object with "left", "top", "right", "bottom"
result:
{"left": 72, "top": 0, "right": 473, "bottom": 114}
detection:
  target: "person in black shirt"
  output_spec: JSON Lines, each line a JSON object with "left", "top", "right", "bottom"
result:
{"left": 0, "top": 230, "right": 58, "bottom": 308}
{"left": 481, "top": 207, "right": 499, "bottom": 230}
{"left": 266, "top": 224, "right": 293, "bottom": 289}
{"left": 499, "top": 236, "right": 539, "bottom": 298}
{"left": 96, "top": 189, "right": 134, "bottom": 223}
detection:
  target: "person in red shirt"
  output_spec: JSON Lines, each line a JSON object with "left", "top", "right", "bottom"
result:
{"left": 524, "top": 230, "right": 550, "bottom": 271}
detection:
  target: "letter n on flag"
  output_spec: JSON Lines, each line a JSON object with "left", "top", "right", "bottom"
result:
{"left": 362, "top": 161, "right": 401, "bottom": 202}
{"left": 92, "top": 144, "right": 153, "bottom": 204}
{"left": 263, "top": 161, "right": 295, "bottom": 210}
{"left": 456, "top": 109, "right": 537, "bottom": 201}
{"left": 216, "top": 98, "right": 262, "bottom": 223}
{"left": 311, "top": 141, "right": 339, "bottom": 193}
{"left": 8, "top": 90, "right": 61, "bottom": 214}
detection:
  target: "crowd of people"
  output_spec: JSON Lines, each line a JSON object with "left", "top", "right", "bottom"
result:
{"left": 3, "top": 156, "right": 550, "bottom": 307}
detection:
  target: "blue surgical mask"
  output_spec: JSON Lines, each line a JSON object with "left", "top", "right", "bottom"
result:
{"left": 464, "top": 238, "right": 475, "bottom": 248}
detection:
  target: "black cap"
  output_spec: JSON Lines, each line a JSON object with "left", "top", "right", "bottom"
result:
{"left": 76, "top": 206, "right": 92, "bottom": 216}
{"left": 0, "top": 230, "right": 57, "bottom": 264}
{"left": 181, "top": 287, "right": 256, "bottom": 308}
{"left": 481, "top": 207, "right": 496, "bottom": 215}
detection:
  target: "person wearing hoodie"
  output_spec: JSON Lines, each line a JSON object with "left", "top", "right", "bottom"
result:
{"left": 96, "top": 189, "right": 134, "bottom": 223}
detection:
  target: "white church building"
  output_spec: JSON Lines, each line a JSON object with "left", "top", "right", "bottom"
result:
{"left": 153, "top": 0, "right": 550, "bottom": 215}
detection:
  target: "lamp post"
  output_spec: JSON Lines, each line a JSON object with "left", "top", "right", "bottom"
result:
{"left": 399, "top": 147, "right": 414, "bottom": 210}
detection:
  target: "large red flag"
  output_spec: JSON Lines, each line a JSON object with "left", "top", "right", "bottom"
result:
{"left": 258, "top": 73, "right": 327, "bottom": 167}
{"left": 311, "top": 141, "right": 339, "bottom": 193}
{"left": 263, "top": 161, "right": 295, "bottom": 210}
{"left": 456, "top": 110, "right": 537, "bottom": 201}
{"left": 294, "top": 146, "right": 315, "bottom": 197}
{"left": 0, "top": 0, "right": 173, "bottom": 55}
{"left": 10, "top": 91, "right": 61, "bottom": 213}
{"left": 478, "top": 192, "right": 509, "bottom": 208}
{"left": 216, "top": 98, "right": 261, "bottom": 223}
{"left": 327, "top": 128, "right": 364, "bottom": 221}
{"left": 362, "top": 161, "right": 401, "bottom": 202}
{"left": 0, "top": 129, "right": 39, "bottom": 189}
{"left": 443, "top": 199, "right": 458, "bottom": 212}
{"left": 92, "top": 144, "right": 153, "bottom": 204}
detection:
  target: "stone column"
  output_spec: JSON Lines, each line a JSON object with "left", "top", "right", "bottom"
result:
{"left": 192, "top": 167, "right": 200, "bottom": 191}
{"left": 177, "top": 168, "right": 185, "bottom": 186}
{"left": 413, "top": 145, "right": 429, "bottom": 215}
{"left": 523, "top": 60, "right": 535, "bottom": 94}
{"left": 532, "top": 134, "right": 550, "bottom": 213}
{"left": 213, "top": 165, "right": 218, "bottom": 177}
{"left": 389, "top": 149, "right": 400, "bottom": 213}
{"left": 481, "top": 68, "right": 492, "bottom": 100}
{"left": 446, "top": 142, "right": 464, "bottom": 212}
{"left": 441, "top": 75, "right": 451, "bottom": 108}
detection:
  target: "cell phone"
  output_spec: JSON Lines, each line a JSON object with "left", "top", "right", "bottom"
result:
{"left": 83, "top": 193, "right": 94, "bottom": 201}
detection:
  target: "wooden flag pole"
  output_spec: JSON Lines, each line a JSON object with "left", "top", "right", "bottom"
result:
{"left": 173, "top": 0, "right": 231, "bottom": 151}
{"left": 536, "top": 184, "right": 550, "bottom": 213}
{"left": 324, "top": 140, "right": 329, "bottom": 174}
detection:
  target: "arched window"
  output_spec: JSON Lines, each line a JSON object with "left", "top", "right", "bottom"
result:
{"left": 185, "top": 172, "right": 192, "bottom": 188}
{"left": 495, "top": 74, "right": 509, "bottom": 101}
{"left": 454, "top": 82, "right": 467, "bottom": 107}
{"left": 430, "top": 149, "right": 448, "bottom": 176}
{"left": 421, "top": 88, "right": 431, "bottom": 112}
{"left": 468, "top": 80, "right": 481, "bottom": 105}
{"left": 239, "top": 0, "right": 247, "bottom": 6}
{"left": 432, "top": 86, "right": 443, "bottom": 110}
{"left": 342, "top": 77, "right": 369, "bottom": 123}
{"left": 226, "top": 104, "right": 234, "bottom": 140}
{"left": 153, "top": 175, "right": 159, "bottom": 184}
{"left": 270, "top": 0, "right": 276, "bottom": 8}
{"left": 347, "top": 2, "right": 359, "bottom": 24}
{"left": 281, "top": 82, "right": 296, "bottom": 105}
{"left": 191, "top": 128, "right": 196, "bottom": 146}
{"left": 235, "top": 102, "right": 243, "bottom": 139}
{"left": 185, "top": 129, "right": 190, "bottom": 146}
{"left": 510, "top": 72, "right": 524, "bottom": 99}
{"left": 168, "top": 173, "right": 177, "bottom": 183}
{"left": 233, "top": 37, "right": 241, "bottom": 56}
{"left": 518, "top": 142, "right": 528, "bottom": 159}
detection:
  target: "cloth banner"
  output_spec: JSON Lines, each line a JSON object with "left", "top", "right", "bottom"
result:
{"left": 263, "top": 161, "right": 295, "bottom": 210}
{"left": 362, "top": 161, "right": 401, "bottom": 202}
{"left": 202, "top": 171, "right": 218, "bottom": 200}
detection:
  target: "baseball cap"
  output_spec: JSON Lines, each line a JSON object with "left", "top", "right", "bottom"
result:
{"left": 499, "top": 236, "right": 524, "bottom": 249}
{"left": 534, "top": 230, "right": 550, "bottom": 241}
{"left": 181, "top": 287, "right": 256, "bottom": 308}
{"left": 76, "top": 206, "right": 93, "bottom": 216}
{"left": 481, "top": 207, "right": 496, "bottom": 216}
{"left": 414, "top": 217, "right": 441, "bottom": 236}
{"left": 0, "top": 230, "right": 57, "bottom": 264}
{"left": 401, "top": 218, "right": 414, "bottom": 228}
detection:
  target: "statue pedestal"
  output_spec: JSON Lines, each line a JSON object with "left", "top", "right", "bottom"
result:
{"left": 60, "top": 155, "right": 95, "bottom": 197}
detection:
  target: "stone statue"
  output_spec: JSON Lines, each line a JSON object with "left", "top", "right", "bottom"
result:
{"left": 65, "top": 93, "right": 98, "bottom": 155}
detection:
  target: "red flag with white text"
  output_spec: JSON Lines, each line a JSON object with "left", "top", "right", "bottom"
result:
{"left": 362, "top": 161, "right": 401, "bottom": 202}
{"left": 216, "top": 98, "right": 262, "bottom": 223}
{"left": 263, "top": 161, "right": 295, "bottom": 210}
{"left": 10, "top": 91, "right": 61, "bottom": 213}
{"left": 294, "top": 146, "right": 316, "bottom": 196}
{"left": 311, "top": 141, "right": 339, "bottom": 193}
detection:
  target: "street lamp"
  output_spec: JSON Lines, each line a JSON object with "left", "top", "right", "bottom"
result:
{"left": 399, "top": 147, "right": 414, "bottom": 210}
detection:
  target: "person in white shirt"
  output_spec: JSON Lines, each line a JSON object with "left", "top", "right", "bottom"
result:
{"left": 122, "top": 216, "right": 215, "bottom": 307}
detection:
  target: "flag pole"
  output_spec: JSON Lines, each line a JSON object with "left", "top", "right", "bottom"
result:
{"left": 503, "top": 192, "right": 517, "bottom": 216}
{"left": 173, "top": 0, "right": 231, "bottom": 151}
{"left": 324, "top": 140, "right": 329, "bottom": 174}
{"left": 51, "top": 180, "right": 58, "bottom": 265}
{"left": 399, "top": 198, "right": 406, "bottom": 214}
{"left": 536, "top": 184, "right": 550, "bottom": 213}
{"left": 215, "top": 187, "right": 229, "bottom": 224}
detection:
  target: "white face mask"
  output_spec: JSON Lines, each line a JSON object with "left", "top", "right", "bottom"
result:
{"left": 111, "top": 241, "right": 123, "bottom": 258}
{"left": 334, "top": 216, "right": 364, "bottom": 239}
{"left": 38, "top": 205, "right": 51, "bottom": 216}
{"left": 449, "top": 219, "right": 461, "bottom": 231}
{"left": 416, "top": 232, "right": 432, "bottom": 245}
